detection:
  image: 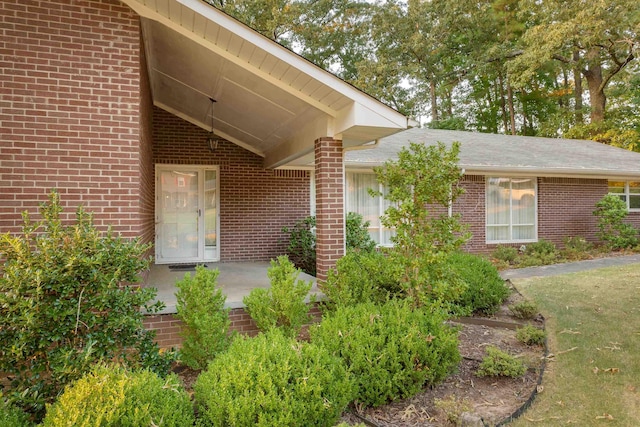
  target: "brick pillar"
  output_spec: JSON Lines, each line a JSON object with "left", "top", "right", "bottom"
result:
{"left": 314, "top": 138, "right": 345, "bottom": 280}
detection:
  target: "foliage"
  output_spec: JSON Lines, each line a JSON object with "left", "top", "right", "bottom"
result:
{"left": 310, "top": 300, "right": 460, "bottom": 407}
{"left": 174, "top": 265, "right": 232, "bottom": 370}
{"left": 491, "top": 245, "right": 519, "bottom": 264}
{"left": 476, "top": 346, "right": 526, "bottom": 378}
{"left": 194, "top": 329, "right": 354, "bottom": 427}
{"left": 509, "top": 300, "right": 539, "bottom": 320}
{"left": 320, "top": 249, "right": 402, "bottom": 311}
{"left": 516, "top": 325, "right": 546, "bottom": 346}
{"left": 281, "top": 215, "right": 317, "bottom": 276}
{"left": 561, "top": 236, "right": 594, "bottom": 261}
{"left": 519, "top": 239, "right": 560, "bottom": 266}
{"left": 594, "top": 194, "right": 639, "bottom": 250}
{"left": 434, "top": 395, "right": 472, "bottom": 425}
{"left": 0, "top": 191, "right": 170, "bottom": 419}
{"left": 41, "top": 365, "right": 194, "bottom": 427}
{"left": 282, "top": 212, "right": 376, "bottom": 276}
{"left": 243, "top": 255, "right": 314, "bottom": 337}
{"left": 372, "top": 141, "right": 470, "bottom": 307}
{"left": 0, "top": 399, "right": 31, "bottom": 427}
{"left": 447, "top": 252, "right": 511, "bottom": 315}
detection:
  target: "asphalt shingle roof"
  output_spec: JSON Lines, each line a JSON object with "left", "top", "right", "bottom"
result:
{"left": 346, "top": 128, "right": 640, "bottom": 179}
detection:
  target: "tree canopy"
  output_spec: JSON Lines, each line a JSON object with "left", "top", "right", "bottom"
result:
{"left": 207, "top": 0, "right": 640, "bottom": 151}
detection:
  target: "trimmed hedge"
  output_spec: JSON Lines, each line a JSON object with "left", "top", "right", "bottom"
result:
{"left": 310, "top": 300, "right": 460, "bottom": 407}
{"left": 194, "top": 329, "right": 354, "bottom": 427}
{"left": 42, "top": 365, "right": 194, "bottom": 427}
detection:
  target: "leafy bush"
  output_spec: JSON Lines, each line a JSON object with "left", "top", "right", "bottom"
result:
{"left": 561, "top": 236, "right": 594, "bottom": 261}
{"left": 194, "top": 329, "right": 354, "bottom": 427}
{"left": 0, "top": 400, "right": 31, "bottom": 427}
{"left": 476, "top": 346, "right": 526, "bottom": 378}
{"left": 243, "top": 255, "right": 315, "bottom": 337}
{"left": 516, "top": 325, "right": 546, "bottom": 346}
{"left": 447, "top": 252, "right": 511, "bottom": 315}
{"left": 281, "top": 215, "right": 317, "bottom": 275}
{"left": 594, "top": 194, "right": 639, "bottom": 249}
{"left": 42, "top": 365, "right": 194, "bottom": 427}
{"left": 175, "top": 265, "right": 232, "bottom": 370}
{"left": 372, "top": 142, "right": 470, "bottom": 306}
{"left": 0, "top": 191, "right": 171, "bottom": 419}
{"left": 491, "top": 245, "right": 518, "bottom": 264}
{"left": 282, "top": 213, "right": 376, "bottom": 276}
{"left": 310, "top": 300, "right": 460, "bottom": 407}
{"left": 509, "top": 300, "right": 539, "bottom": 320}
{"left": 519, "top": 239, "right": 559, "bottom": 266}
{"left": 320, "top": 249, "right": 402, "bottom": 311}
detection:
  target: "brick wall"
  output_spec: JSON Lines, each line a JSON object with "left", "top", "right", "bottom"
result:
{"left": 144, "top": 304, "right": 323, "bottom": 349}
{"left": 455, "top": 175, "right": 487, "bottom": 252}
{"left": 152, "top": 107, "right": 311, "bottom": 261}
{"left": 0, "top": 0, "right": 143, "bottom": 237}
{"left": 314, "top": 138, "right": 345, "bottom": 280}
{"left": 138, "top": 31, "right": 155, "bottom": 248}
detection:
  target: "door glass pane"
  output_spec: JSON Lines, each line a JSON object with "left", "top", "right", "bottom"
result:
{"left": 159, "top": 170, "right": 199, "bottom": 260}
{"left": 204, "top": 170, "right": 217, "bottom": 247}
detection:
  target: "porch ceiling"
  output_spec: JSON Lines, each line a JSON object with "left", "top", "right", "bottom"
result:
{"left": 122, "top": 0, "right": 408, "bottom": 168}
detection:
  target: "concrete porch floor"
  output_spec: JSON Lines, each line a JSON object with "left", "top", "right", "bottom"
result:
{"left": 144, "top": 262, "right": 318, "bottom": 314}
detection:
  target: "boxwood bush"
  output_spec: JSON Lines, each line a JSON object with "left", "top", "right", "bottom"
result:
{"left": 310, "top": 300, "right": 460, "bottom": 407}
{"left": 447, "top": 252, "right": 511, "bottom": 315}
{"left": 42, "top": 365, "right": 194, "bottom": 427}
{"left": 194, "top": 329, "right": 354, "bottom": 427}
{"left": 320, "top": 249, "right": 403, "bottom": 311}
{"left": 0, "top": 400, "right": 32, "bottom": 427}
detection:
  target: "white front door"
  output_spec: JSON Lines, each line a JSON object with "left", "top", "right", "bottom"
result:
{"left": 155, "top": 165, "right": 219, "bottom": 264}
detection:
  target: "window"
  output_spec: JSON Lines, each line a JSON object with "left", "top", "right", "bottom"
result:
{"left": 345, "top": 172, "right": 394, "bottom": 246}
{"left": 486, "top": 177, "right": 537, "bottom": 243}
{"left": 608, "top": 181, "right": 640, "bottom": 211}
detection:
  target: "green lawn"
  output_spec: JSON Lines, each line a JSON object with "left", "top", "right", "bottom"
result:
{"left": 508, "top": 263, "right": 640, "bottom": 426}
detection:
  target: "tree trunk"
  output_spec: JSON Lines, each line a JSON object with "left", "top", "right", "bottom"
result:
{"left": 498, "top": 74, "right": 509, "bottom": 133}
{"left": 573, "top": 50, "right": 583, "bottom": 124}
{"left": 430, "top": 80, "right": 439, "bottom": 122}
{"left": 582, "top": 49, "right": 606, "bottom": 123}
{"left": 507, "top": 80, "right": 516, "bottom": 135}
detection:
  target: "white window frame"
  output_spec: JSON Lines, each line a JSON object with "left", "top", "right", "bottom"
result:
{"left": 485, "top": 177, "right": 538, "bottom": 244}
{"left": 608, "top": 181, "right": 640, "bottom": 212}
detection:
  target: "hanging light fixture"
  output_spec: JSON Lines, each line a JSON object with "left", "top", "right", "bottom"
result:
{"left": 206, "top": 98, "right": 220, "bottom": 152}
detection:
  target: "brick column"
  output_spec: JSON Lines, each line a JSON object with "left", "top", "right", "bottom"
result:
{"left": 314, "top": 137, "right": 345, "bottom": 280}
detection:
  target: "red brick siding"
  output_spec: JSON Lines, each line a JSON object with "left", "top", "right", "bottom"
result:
{"left": 0, "top": 0, "right": 142, "bottom": 237}
{"left": 537, "top": 177, "right": 608, "bottom": 246}
{"left": 144, "top": 304, "right": 323, "bottom": 349}
{"left": 138, "top": 31, "right": 155, "bottom": 248}
{"left": 152, "top": 107, "right": 311, "bottom": 261}
{"left": 314, "top": 138, "right": 345, "bottom": 280}
{"left": 455, "top": 175, "right": 487, "bottom": 252}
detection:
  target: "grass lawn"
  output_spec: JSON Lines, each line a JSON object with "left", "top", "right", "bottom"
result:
{"left": 508, "top": 263, "right": 640, "bottom": 426}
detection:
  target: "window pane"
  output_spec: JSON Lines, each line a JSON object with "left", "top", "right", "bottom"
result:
{"left": 487, "top": 177, "right": 536, "bottom": 242}
{"left": 608, "top": 181, "right": 625, "bottom": 194}
{"left": 512, "top": 178, "right": 535, "bottom": 225}
{"left": 630, "top": 195, "right": 640, "bottom": 210}
{"left": 629, "top": 182, "right": 640, "bottom": 194}
{"left": 487, "top": 225, "right": 509, "bottom": 241}
{"left": 486, "top": 177, "right": 510, "bottom": 226}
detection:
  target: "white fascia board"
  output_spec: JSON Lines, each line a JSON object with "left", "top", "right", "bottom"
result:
{"left": 176, "top": 0, "right": 406, "bottom": 123}
{"left": 263, "top": 116, "right": 334, "bottom": 169}
{"left": 335, "top": 102, "right": 407, "bottom": 141}
{"left": 461, "top": 166, "right": 640, "bottom": 180}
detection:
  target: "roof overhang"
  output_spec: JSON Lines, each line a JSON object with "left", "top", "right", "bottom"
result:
{"left": 121, "top": 0, "right": 408, "bottom": 168}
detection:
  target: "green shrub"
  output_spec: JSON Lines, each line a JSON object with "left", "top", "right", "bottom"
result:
{"left": 519, "top": 239, "right": 559, "bottom": 266}
{"left": 594, "top": 194, "right": 639, "bottom": 249}
{"left": 0, "top": 399, "right": 31, "bottom": 427}
{"left": 175, "top": 265, "right": 232, "bottom": 370}
{"left": 0, "top": 191, "right": 171, "bottom": 420}
{"left": 516, "top": 325, "right": 546, "bottom": 346}
{"left": 491, "top": 245, "right": 518, "bottom": 264}
{"left": 561, "top": 236, "right": 594, "bottom": 260}
{"left": 42, "top": 365, "right": 194, "bottom": 427}
{"left": 282, "top": 213, "right": 376, "bottom": 276}
{"left": 243, "top": 255, "right": 315, "bottom": 337}
{"left": 476, "top": 346, "right": 526, "bottom": 378}
{"left": 447, "top": 252, "right": 511, "bottom": 315}
{"left": 194, "top": 329, "right": 354, "bottom": 427}
{"left": 320, "top": 249, "right": 402, "bottom": 311}
{"left": 310, "top": 300, "right": 460, "bottom": 407}
{"left": 509, "top": 300, "right": 539, "bottom": 320}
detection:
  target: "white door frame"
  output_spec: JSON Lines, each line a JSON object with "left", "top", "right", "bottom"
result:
{"left": 155, "top": 164, "right": 220, "bottom": 264}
